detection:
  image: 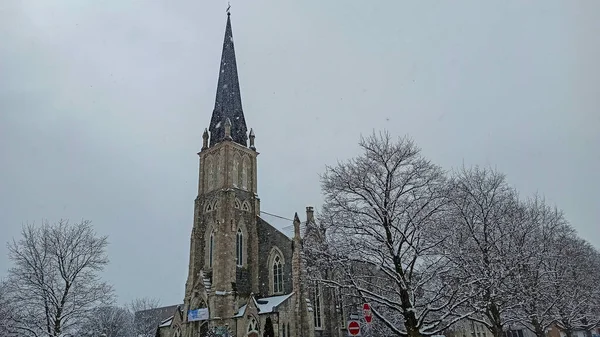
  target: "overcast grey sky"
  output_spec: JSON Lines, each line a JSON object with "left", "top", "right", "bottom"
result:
{"left": 1, "top": 0, "right": 599, "bottom": 306}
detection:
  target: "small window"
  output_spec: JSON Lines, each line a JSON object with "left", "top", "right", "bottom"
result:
{"left": 248, "top": 317, "right": 258, "bottom": 333}
{"left": 282, "top": 323, "right": 286, "bottom": 337}
{"left": 242, "top": 201, "right": 250, "bottom": 211}
{"left": 236, "top": 229, "right": 243, "bottom": 266}
{"left": 234, "top": 199, "right": 241, "bottom": 209}
{"left": 205, "top": 200, "right": 217, "bottom": 212}
{"left": 273, "top": 256, "right": 283, "bottom": 294}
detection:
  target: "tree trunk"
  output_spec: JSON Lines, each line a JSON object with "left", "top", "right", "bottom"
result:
{"left": 487, "top": 302, "right": 504, "bottom": 337}
{"left": 564, "top": 329, "right": 573, "bottom": 337}
{"left": 489, "top": 324, "right": 504, "bottom": 337}
{"left": 404, "top": 313, "right": 422, "bottom": 337}
{"left": 531, "top": 317, "right": 546, "bottom": 337}
{"left": 401, "top": 289, "right": 422, "bottom": 337}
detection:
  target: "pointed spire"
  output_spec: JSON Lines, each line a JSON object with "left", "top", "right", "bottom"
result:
{"left": 209, "top": 12, "right": 248, "bottom": 147}
{"left": 293, "top": 212, "right": 301, "bottom": 239}
{"left": 249, "top": 128, "right": 256, "bottom": 151}
{"left": 202, "top": 128, "right": 209, "bottom": 150}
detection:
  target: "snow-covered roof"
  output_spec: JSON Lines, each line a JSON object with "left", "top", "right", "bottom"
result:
{"left": 258, "top": 212, "right": 295, "bottom": 239}
{"left": 234, "top": 304, "right": 247, "bottom": 318}
{"left": 158, "top": 316, "right": 173, "bottom": 328}
{"left": 253, "top": 293, "right": 294, "bottom": 314}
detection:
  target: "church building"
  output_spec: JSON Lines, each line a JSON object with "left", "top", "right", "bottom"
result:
{"left": 153, "top": 12, "right": 345, "bottom": 337}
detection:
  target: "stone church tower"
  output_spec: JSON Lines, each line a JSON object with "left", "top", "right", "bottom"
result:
{"left": 153, "top": 12, "right": 322, "bottom": 337}
{"left": 183, "top": 11, "right": 261, "bottom": 335}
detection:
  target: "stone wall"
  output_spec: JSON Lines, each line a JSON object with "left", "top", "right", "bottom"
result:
{"left": 257, "top": 217, "right": 294, "bottom": 297}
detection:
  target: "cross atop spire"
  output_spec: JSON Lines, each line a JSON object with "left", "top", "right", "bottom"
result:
{"left": 208, "top": 11, "right": 248, "bottom": 147}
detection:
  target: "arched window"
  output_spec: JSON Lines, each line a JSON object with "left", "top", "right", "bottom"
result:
{"left": 234, "top": 199, "right": 241, "bottom": 209}
{"left": 241, "top": 157, "right": 249, "bottom": 190}
{"left": 248, "top": 317, "right": 258, "bottom": 335}
{"left": 209, "top": 231, "right": 214, "bottom": 268}
{"left": 313, "top": 282, "right": 322, "bottom": 329}
{"left": 282, "top": 323, "right": 286, "bottom": 337}
{"left": 268, "top": 248, "right": 285, "bottom": 295}
{"left": 236, "top": 228, "right": 243, "bottom": 267}
{"left": 232, "top": 154, "right": 240, "bottom": 187}
{"left": 273, "top": 255, "right": 283, "bottom": 294}
{"left": 242, "top": 201, "right": 250, "bottom": 212}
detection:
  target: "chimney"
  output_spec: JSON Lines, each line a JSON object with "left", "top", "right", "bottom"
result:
{"left": 306, "top": 206, "right": 314, "bottom": 224}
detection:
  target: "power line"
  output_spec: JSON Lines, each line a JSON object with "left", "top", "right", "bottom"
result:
{"left": 260, "top": 210, "right": 294, "bottom": 222}
{"left": 260, "top": 210, "right": 295, "bottom": 229}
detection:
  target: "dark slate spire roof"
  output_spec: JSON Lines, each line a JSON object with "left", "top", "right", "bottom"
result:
{"left": 209, "top": 13, "right": 248, "bottom": 147}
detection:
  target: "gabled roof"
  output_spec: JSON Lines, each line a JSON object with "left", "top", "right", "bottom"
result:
{"left": 134, "top": 304, "right": 181, "bottom": 324}
{"left": 235, "top": 293, "right": 294, "bottom": 317}
{"left": 158, "top": 316, "right": 173, "bottom": 328}
{"left": 254, "top": 293, "right": 294, "bottom": 314}
{"left": 234, "top": 304, "right": 247, "bottom": 318}
{"left": 258, "top": 212, "right": 294, "bottom": 239}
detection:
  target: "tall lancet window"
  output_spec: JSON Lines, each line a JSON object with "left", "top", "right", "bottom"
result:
{"left": 273, "top": 255, "right": 283, "bottom": 294}
{"left": 313, "top": 283, "right": 323, "bottom": 329}
{"left": 232, "top": 155, "right": 240, "bottom": 187}
{"left": 206, "top": 157, "right": 214, "bottom": 191}
{"left": 209, "top": 231, "right": 214, "bottom": 268}
{"left": 241, "top": 157, "right": 248, "bottom": 190}
{"left": 236, "top": 228, "right": 243, "bottom": 267}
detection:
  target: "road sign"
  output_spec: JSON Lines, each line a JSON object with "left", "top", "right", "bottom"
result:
{"left": 363, "top": 303, "right": 372, "bottom": 323}
{"left": 348, "top": 320, "right": 361, "bottom": 336}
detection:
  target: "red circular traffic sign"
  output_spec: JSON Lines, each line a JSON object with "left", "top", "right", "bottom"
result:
{"left": 348, "top": 321, "right": 360, "bottom": 336}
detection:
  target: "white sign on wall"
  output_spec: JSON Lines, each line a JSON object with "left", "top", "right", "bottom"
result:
{"left": 187, "top": 308, "right": 209, "bottom": 322}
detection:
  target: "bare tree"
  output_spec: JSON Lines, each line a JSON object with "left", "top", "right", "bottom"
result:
{"left": 549, "top": 237, "right": 600, "bottom": 337}
{"left": 6, "top": 219, "right": 114, "bottom": 337}
{"left": 0, "top": 280, "right": 18, "bottom": 337}
{"left": 79, "top": 306, "right": 133, "bottom": 337}
{"left": 128, "top": 297, "right": 164, "bottom": 337}
{"left": 443, "top": 166, "right": 533, "bottom": 337}
{"left": 510, "top": 196, "right": 575, "bottom": 337}
{"left": 307, "top": 132, "right": 471, "bottom": 337}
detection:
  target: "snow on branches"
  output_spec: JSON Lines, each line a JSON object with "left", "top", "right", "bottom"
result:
{"left": 305, "top": 131, "right": 600, "bottom": 337}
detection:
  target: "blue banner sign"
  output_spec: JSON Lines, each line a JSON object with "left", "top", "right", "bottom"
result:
{"left": 187, "top": 308, "right": 209, "bottom": 322}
